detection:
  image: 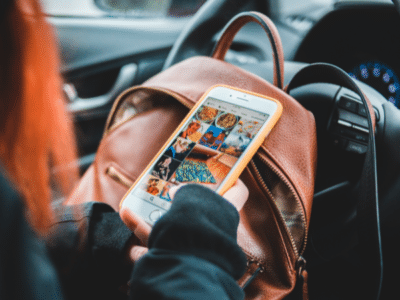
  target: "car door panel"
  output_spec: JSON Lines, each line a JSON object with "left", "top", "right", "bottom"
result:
{"left": 48, "top": 17, "right": 188, "bottom": 172}
{"left": 50, "top": 17, "right": 188, "bottom": 72}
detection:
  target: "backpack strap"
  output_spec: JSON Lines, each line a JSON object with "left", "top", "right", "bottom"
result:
{"left": 286, "top": 63, "right": 383, "bottom": 300}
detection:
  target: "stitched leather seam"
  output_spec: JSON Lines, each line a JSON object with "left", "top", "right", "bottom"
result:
{"left": 104, "top": 86, "right": 192, "bottom": 136}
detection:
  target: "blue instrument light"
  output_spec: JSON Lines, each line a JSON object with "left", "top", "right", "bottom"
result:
{"left": 373, "top": 67, "right": 380, "bottom": 77}
{"left": 350, "top": 61, "right": 400, "bottom": 108}
{"left": 383, "top": 73, "right": 390, "bottom": 83}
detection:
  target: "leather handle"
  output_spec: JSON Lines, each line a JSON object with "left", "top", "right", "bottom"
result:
{"left": 211, "top": 12, "right": 285, "bottom": 89}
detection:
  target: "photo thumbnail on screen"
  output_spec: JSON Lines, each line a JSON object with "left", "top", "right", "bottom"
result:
{"left": 140, "top": 175, "right": 166, "bottom": 197}
{"left": 164, "top": 137, "right": 195, "bottom": 161}
{"left": 198, "top": 125, "right": 229, "bottom": 151}
{"left": 220, "top": 118, "right": 264, "bottom": 157}
{"left": 151, "top": 155, "right": 181, "bottom": 181}
{"left": 170, "top": 144, "right": 238, "bottom": 191}
{"left": 195, "top": 105, "right": 219, "bottom": 124}
{"left": 180, "top": 118, "right": 210, "bottom": 143}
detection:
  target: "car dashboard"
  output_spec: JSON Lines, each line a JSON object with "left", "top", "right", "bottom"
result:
{"left": 294, "top": 1, "right": 400, "bottom": 109}
{"left": 227, "top": 1, "right": 400, "bottom": 110}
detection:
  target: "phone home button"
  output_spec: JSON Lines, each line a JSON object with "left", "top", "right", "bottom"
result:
{"left": 149, "top": 210, "right": 162, "bottom": 222}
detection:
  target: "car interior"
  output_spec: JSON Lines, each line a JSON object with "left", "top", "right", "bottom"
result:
{"left": 45, "top": 0, "right": 400, "bottom": 298}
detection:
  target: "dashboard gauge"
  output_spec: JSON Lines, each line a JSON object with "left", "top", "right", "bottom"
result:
{"left": 349, "top": 61, "right": 400, "bottom": 108}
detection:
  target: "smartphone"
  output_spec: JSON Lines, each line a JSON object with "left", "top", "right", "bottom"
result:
{"left": 120, "top": 85, "right": 283, "bottom": 225}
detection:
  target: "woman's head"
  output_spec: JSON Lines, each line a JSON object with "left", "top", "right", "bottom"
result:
{"left": 0, "top": 0, "right": 78, "bottom": 234}
{"left": 149, "top": 178, "right": 159, "bottom": 186}
{"left": 188, "top": 121, "right": 200, "bottom": 131}
{"left": 216, "top": 132, "right": 226, "bottom": 140}
{"left": 175, "top": 139, "right": 189, "bottom": 153}
{"left": 162, "top": 157, "right": 172, "bottom": 166}
{"left": 205, "top": 131, "right": 213, "bottom": 138}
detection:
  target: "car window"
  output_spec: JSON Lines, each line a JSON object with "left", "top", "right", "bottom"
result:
{"left": 269, "top": 0, "right": 334, "bottom": 18}
{"left": 270, "top": 0, "right": 392, "bottom": 19}
{"left": 41, "top": 0, "right": 206, "bottom": 18}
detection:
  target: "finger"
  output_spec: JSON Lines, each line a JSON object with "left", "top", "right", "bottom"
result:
{"left": 120, "top": 207, "right": 152, "bottom": 246}
{"left": 168, "top": 183, "right": 187, "bottom": 200}
{"left": 129, "top": 245, "right": 149, "bottom": 263}
{"left": 168, "top": 185, "right": 179, "bottom": 200}
{"left": 223, "top": 179, "right": 249, "bottom": 211}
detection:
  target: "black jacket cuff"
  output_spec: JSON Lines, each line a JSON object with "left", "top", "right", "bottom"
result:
{"left": 148, "top": 184, "right": 247, "bottom": 279}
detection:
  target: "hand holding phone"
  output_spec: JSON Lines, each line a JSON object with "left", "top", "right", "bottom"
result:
{"left": 120, "top": 85, "right": 282, "bottom": 225}
{"left": 122, "top": 178, "right": 249, "bottom": 264}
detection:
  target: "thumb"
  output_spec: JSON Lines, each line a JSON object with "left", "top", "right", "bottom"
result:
{"left": 222, "top": 179, "right": 249, "bottom": 211}
{"left": 168, "top": 183, "right": 187, "bottom": 200}
{"left": 129, "top": 245, "right": 149, "bottom": 263}
{"left": 120, "top": 207, "right": 152, "bottom": 246}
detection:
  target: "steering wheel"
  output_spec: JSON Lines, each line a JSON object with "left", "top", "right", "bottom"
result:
{"left": 163, "top": 0, "right": 247, "bottom": 70}
{"left": 163, "top": 0, "right": 400, "bottom": 298}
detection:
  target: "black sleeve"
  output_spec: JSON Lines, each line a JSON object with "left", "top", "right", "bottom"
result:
{"left": 129, "top": 184, "right": 247, "bottom": 300}
{"left": 0, "top": 171, "right": 63, "bottom": 300}
{"left": 45, "top": 202, "right": 138, "bottom": 300}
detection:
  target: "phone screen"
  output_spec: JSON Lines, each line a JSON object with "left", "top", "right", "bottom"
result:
{"left": 131, "top": 96, "right": 270, "bottom": 211}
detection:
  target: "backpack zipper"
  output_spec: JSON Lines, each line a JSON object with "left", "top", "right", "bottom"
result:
{"left": 250, "top": 153, "right": 308, "bottom": 257}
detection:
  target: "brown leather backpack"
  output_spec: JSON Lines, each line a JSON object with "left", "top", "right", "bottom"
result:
{"left": 66, "top": 12, "right": 317, "bottom": 299}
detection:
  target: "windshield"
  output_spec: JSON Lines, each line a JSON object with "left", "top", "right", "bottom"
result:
{"left": 43, "top": 0, "right": 393, "bottom": 19}
{"left": 272, "top": 0, "right": 334, "bottom": 16}
{"left": 41, "top": 0, "right": 206, "bottom": 18}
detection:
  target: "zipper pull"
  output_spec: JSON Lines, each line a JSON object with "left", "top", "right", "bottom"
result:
{"left": 239, "top": 259, "right": 265, "bottom": 290}
{"left": 296, "top": 256, "right": 309, "bottom": 300}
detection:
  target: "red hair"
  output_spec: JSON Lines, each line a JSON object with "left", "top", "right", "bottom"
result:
{"left": 0, "top": 0, "right": 79, "bottom": 234}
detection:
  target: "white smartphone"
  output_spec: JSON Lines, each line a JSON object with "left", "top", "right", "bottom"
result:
{"left": 120, "top": 85, "right": 283, "bottom": 225}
